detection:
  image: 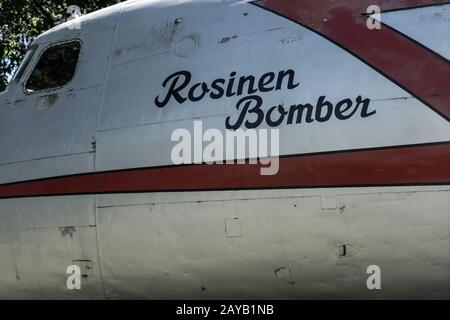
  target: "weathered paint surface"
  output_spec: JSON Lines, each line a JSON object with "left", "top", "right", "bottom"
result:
{"left": 0, "top": 0, "right": 449, "bottom": 299}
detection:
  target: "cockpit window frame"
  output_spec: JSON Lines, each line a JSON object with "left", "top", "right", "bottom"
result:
{"left": 23, "top": 39, "right": 83, "bottom": 95}
{"left": 10, "top": 46, "right": 38, "bottom": 84}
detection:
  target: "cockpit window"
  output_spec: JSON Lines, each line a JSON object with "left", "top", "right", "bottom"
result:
{"left": 11, "top": 46, "right": 37, "bottom": 84}
{"left": 25, "top": 40, "right": 81, "bottom": 93}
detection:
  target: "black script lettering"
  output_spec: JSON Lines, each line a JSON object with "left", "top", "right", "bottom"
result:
{"left": 266, "top": 105, "right": 288, "bottom": 127}
{"left": 226, "top": 71, "right": 237, "bottom": 97}
{"left": 287, "top": 103, "right": 314, "bottom": 124}
{"left": 210, "top": 79, "right": 226, "bottom": 99}
{"left": 237, "top": 75, "right": 258, "bottom": 96}
{"left": 315, "top": 96, "right": 333, "bottom": 122}
{"left": 358, "top": 96, "right": 376, "bottom": 117}
{"left": 225, "top": 95, "right": 264, "bottom": 130}
{"left": 188, "top": 83, "right": 210, "bottom": 102}
{"left": 155, "top": 71, "right": 191, "bottom": 108}
{"left": 335, "top": 98, "right": 357, "bottom": 120}
{"left": 276, "top": 69, "right": 300, "bottom": 91}
{"left": 258, "top": 72, "right": 276, "bottom": 92}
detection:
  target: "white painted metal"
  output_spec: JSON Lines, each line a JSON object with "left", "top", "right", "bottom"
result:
{"left": 0, "top": 0, "right": 448, "bottom": 299}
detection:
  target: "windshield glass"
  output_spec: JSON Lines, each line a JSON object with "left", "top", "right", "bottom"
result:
{"left": 25, "top": 41, "right": 81, "bottom": 93}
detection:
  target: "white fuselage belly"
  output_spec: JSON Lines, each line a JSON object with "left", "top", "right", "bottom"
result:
{"left": 0, "top": 186, "right": 448, "bottom": 299}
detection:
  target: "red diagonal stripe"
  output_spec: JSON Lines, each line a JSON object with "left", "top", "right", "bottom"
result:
{"left": 0, "top": 143, "right": 449, "bottom": 199}
{"left": 253, "top": 0, "right": 450, "bottom": 120}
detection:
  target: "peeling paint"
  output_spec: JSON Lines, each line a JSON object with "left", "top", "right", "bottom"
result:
{"left": 219, "top": 37, "right": 231, "bottom": 44}
{"left": 280, "top": 36, "right": 303, "bottom": 45}
{"left": 218, "top": 35, "right": 237, "bottom": 44}
{"left": 338, "top": 244, "right": 347, "bottom": 257}
{"left": 37, "top": 94, "right": 58, "bottom": 110}
{"left": 274, "top": 267, "right": 295, "bottom": 285}
{"left": 59, "top": 226, "right": 76, "bottom": 238}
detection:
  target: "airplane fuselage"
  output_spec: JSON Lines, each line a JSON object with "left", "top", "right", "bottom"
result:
{"left": 0, "top": 0, "right": 449, "bottom": 299}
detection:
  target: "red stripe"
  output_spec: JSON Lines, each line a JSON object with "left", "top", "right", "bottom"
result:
{"left": 254, "top": 0, "right": 450, "bottom": 120}
{"left": 0, "top": 144, "right": 449, "bottom": 198}
{"left": 0, "top": 174, "right": 96, "bottom": 199}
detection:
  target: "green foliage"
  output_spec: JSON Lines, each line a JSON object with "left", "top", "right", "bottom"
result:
{"left": 0, "top": 0, "right": 120, "bottom": 92}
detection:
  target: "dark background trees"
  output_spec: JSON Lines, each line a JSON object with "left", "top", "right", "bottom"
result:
{"left": 0, "top": 0, "right": 121, "bottom": 92}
